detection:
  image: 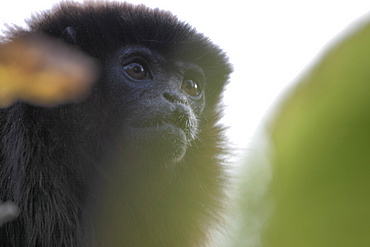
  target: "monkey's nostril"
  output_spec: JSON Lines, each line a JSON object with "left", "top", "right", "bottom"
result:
{"left": 163, "top": 92, "right": 187, "bottom": 104}
{"left": 163, "top": 92, "right": 175, "bottom": 103}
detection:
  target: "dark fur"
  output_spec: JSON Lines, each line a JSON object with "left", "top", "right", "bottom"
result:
{"left": 0, "top": 2, "right": 232, "bottom": 246}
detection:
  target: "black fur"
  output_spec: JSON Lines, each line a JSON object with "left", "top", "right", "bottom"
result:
{"left": 0, "top": 2, "right": 232, "bottom": 246}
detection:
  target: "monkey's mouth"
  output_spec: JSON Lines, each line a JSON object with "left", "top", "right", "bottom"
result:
{"left": 162, "top": 114, "right": 192, "bottom": 131}
{"left": 132, "top": 118, "right": 187, "bottom": 132}
{"left": 130, "top": 115, "right": 198, "bottom": 140}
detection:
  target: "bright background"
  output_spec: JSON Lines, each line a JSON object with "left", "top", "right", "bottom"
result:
{"left": 1, "top": 1, "right": 370, "bottom": 246}
{"left": 1, "top": 0, "right": 370, "bottom": 161}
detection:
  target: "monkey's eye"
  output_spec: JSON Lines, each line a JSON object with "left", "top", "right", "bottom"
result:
{"left": 123, "top": 62, "right": 150, "bottom": 80}
{"left": 182, "top": 79, "right": 201, "bottom": 96}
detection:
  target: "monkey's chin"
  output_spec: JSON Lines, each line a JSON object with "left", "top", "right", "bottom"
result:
{"left": 122, "top": 123, "right": 191, "bottom": 164}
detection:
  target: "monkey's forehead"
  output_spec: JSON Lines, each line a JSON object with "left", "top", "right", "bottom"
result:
{"left": 2, "top": 2, "right": 231, "bottom": 96}
{"left": 26, "top": 2, "right": 231, "bottom": 88}
{"left": 23, "top": 3, "right": 222, "bottom": 60}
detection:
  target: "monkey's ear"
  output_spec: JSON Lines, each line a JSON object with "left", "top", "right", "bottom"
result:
{"left": 60, "top": 27, "right": 77, "bottom": 45}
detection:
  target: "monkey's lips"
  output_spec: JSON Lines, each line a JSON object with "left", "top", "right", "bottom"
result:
{"left": 131, "top": 119, "right": 186, "bottom": 133}
{"left": 129, "top": 116, "right": 197, "bottom": 141}
{"left": 125, "top": 119, "right": 192, "bottom": 162}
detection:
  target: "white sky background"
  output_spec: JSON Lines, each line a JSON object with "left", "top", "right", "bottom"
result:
{"left": 1, "top": 0, "right": 370, "bottom": 163}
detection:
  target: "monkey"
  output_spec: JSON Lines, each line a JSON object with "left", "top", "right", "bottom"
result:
{"left": 0, "top": 2, "right": 232, "bottom": 246}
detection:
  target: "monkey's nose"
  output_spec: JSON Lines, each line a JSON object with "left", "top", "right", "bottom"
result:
{"left": 163, "top": 91, "right": 187, "bottom": 105}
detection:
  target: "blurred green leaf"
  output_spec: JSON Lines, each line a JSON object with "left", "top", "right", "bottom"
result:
{"left": 264, "top": 20, "right": 370, "bottom": 247}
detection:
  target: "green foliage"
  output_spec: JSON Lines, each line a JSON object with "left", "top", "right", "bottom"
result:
{"left": 264, "top": 21, "right": 370, "bottom": 246}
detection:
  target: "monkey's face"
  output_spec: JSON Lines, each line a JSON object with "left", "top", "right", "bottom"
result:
{"left": 105, "top": 46, "right": 206, "bottom": 163}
